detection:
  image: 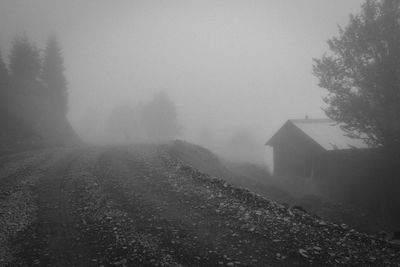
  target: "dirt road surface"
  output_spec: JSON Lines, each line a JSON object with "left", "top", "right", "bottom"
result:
{"left": 1, "top": 145, "right": 400, "bottom": 266}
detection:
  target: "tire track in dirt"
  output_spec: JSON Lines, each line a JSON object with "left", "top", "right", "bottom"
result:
{"left": 118, "top": 150, "right": 235, "bottom": 266}
{"left": 0, "top": 149, "right": 50, "bottom": 164}
{"left": 0, "top": 149, "right": 74, "bottom": 265}
{"left": 0, "top": 151, "right": 56, "bottom": 200}
{"left": 9, "top": 148, "right": 101, "bottom": 267}
{"left": 0, "top": 151, "right": 35, "bottom": 167}
{"left": 84, "top": 149, "right": 183, "bottom": 266}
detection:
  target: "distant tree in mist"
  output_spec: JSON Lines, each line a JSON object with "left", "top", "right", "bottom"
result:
{"left": 141, "top": 92, "right": 180, "bottom": 142}
{"left": 0, "top": 51, "right": 10, "bottom": 139}
{"left": 107, "top": 105, "right": 144, "bottom": 143}
{"left": 0, "top": 51, "right": 8, "bottom": 99}
{"left": 75, "top": 107, "right": 104, "bottom": 143}
{"left": 9, "top": 35, "right": 41, "bottom": 82}
{"left": 0, "top": 52, "right": 7, "bottom": 80}
{"left": 42, "top": 35, "right": 68, "bottom": 116}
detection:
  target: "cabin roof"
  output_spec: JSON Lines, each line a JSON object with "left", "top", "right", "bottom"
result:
{"left": 266, "top": 119, "right": 369, "bottom": 151}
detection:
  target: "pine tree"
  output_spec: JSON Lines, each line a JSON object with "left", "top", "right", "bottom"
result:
{"left": 7, "top": 35, "right": 44, "bottom": 144}
{"left": 0, "top": 50, "right": 8, "bottom": 98}
{"left": 0, "top": 51, "right": 7, "bottom": 80}
{"left": 9, "top": 35, "right": 41, "bottom": 82}
{"left": 0, "top": 50, "right": 9, "bottom": 105}
{"left": 0, "top": 49, "right": 14, "bottom": 142}
{"left": 42, "top": 35, "right": 68, "bottom": 116}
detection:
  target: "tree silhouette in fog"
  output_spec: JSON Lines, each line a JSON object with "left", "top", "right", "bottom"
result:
{"left": 0, "top": 51, "right": 8, "bottom": 100}
{"left": 141, "top": 92, "right": 180, "bottom": 142}
{"left": 7, "top": 35, "right": 43, "bottom": 141}
{"left": 107, "top": 105, "right": 144, "bottom": 143}
{"left": 313, "top": 0, "right": 400, "bottom": 221}
{"left": 42, "top": 35, "right": 68, "bottom": 116}
{"left": 9, "top": 35, "right": 41, "bottom": 82}
{"left": 0, "top": 51, "right": 7, "bottom": 80}
{"left": 0, "top": 34, "right": 77, "bottom": 149}
{"left": 0, "top": 51, "right": 12, "bottom": 141}
{"left": 313, "top": 0, "right": 400, "bottom": 154}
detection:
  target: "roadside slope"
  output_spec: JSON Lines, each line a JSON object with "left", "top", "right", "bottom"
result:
{"left": 159, "top": 143, "right": 400, "bottom": 266}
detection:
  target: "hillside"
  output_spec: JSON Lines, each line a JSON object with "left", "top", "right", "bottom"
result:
{"left": 167, "top": 140, "right": 390, "bottom": 234}
{"left": 166, "top": 141, "right": 292, "bottom": 202}
{"left": 0, "top": 144, "right": 399, "bottom": 266}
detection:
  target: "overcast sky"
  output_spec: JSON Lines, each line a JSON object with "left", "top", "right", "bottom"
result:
{"left": 0, "top": 0, "right": 364, "bottom": 145}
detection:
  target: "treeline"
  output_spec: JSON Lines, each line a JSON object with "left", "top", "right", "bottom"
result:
{"left": 0, "top": 34, "right": 77, "bottom": 151}
{"left": 106, "top": 92, "right": 181, "bottom": 143}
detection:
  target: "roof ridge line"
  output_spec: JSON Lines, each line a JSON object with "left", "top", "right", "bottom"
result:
{"left": 290, "top": 118, "right": 333, "bottom": 123}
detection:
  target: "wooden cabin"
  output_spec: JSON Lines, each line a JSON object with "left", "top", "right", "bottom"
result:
{"left": 266, "top": 119, "right": 370, "bottom": 179}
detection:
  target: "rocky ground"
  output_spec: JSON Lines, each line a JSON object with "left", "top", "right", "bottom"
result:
{"left": 0, "top": 144, "right": 400, "bottom": 266}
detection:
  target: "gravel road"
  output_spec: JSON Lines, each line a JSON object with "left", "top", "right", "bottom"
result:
{"left": 1, "top": 145, "right": 400, "bottom": 266}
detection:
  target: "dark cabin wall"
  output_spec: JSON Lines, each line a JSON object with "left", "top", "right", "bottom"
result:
{"left": 271, "top": 122, "right": 325, "bottom": 178}
{"left": 269, "top": 121, "right": 377, "bottom": 202}
{"left": 274, "top": 141, "right": 380, "bottom": 211}
{"left": 268, "top": 121, "right": 399, "bottom": 226}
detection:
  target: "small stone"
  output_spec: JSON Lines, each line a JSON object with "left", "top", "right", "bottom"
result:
{"left": 313, "top": 246, "right": 322, "bottom": 251}
{"left": 298, "top": 249, "right": 309, "bottom": 258}
{"left": 113, "top": 258, "right": 127, "bottom": 265}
